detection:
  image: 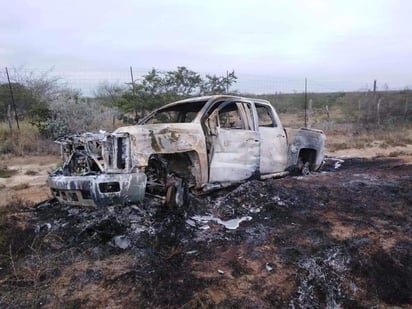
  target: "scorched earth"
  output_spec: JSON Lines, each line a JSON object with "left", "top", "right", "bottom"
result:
{"left": 0, "top": 156, "right": 411, "bottom": 308}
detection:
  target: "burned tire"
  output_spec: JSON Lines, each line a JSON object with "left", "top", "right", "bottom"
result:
{"left": 301, "top": 161, "right": 311, "bottom": 176}
{"left": 165, "top": 179, "right": 188, "bottom": 208}
{"left": 297, "top": 149, "right": 317, "bottom": 176}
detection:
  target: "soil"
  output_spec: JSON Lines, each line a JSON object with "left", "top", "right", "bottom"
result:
{"left": 0, "top": 155, "right": 60, "bottom": 207}
{"left": 0, "top": 153, "right": 411, "bottom": 308}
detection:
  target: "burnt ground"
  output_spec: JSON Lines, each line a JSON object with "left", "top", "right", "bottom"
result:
{"left": 0, "top": 157, "right": 411, "bottom": 308}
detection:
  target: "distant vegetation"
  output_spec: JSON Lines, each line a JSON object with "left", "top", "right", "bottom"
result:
{"left": 256, "top": 90, "right": 411, "bottom": 128}
{"left": 0, "top": 67, "right": 411, "bottom": 155}
{"left": 95, "top": 66, "right": 237, "bottom": 122}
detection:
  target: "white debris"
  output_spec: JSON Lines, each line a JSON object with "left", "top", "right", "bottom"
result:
{"left": 185, "top": 218, "right": 197, "bottom": 227}
{"left": 111, "top": 235, "right": 131, "bottom": 249}
{"left": 249, "top": 207, "right": 261, "bottom": 213}
{"left": 132, "top": 226, "right": 147, "bottom": 234}
{"left": 219, "top": 217, "right": 252, "bottom": 230}
{"left": 273, "top": 195, "right": 286, "bottom": 206}
{"left": 334, "top": 158, "right": 344, "bottom": 169}
{"left": 186, "top": 250, "right": 198, "bottom": 255}
{"left": 131, "top": 205, "right": 140, "bottom": 211}
{"left": 191, "top": 215, "right": 252, "bottom": 230}
{"left": 265, "top": 263, "right": 273, "bottom": 272}
{"left": 35, "top": 223, "right": 52, "bottom": 233}
{"left": 217, "top": 269, "right": 225, "bottom": 275}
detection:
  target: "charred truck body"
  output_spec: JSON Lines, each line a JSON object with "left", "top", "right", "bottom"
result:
{"left": 48, "top": 95, "right": 326, "bottom": 207}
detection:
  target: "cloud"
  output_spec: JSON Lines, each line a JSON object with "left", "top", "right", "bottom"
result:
{"left": 1, "top": 0, "right": 412, "bottom": 90}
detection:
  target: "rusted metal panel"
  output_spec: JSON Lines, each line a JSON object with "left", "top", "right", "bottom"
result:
{"left": 115, "top": 123, "right": 208, "bottom": 186}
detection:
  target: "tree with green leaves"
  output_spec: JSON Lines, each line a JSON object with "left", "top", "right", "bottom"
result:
{"left": 200, "top": 70, "right": 237, "bottom": 95}
{"left": 163, "top": 66, "right": 202, "bottom": 96}
{"left": 110, "top": 67, "right": 237, "bottom": 121}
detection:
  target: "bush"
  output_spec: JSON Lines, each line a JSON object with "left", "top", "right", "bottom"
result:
{"left": 0, "top": 139, "right": 15, "bottom": 154}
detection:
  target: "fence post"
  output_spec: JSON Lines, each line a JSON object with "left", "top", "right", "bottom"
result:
{"left": 304, "top": 78, "right": 308, "bottom": 128}
{"left": 377, "top": 97, "right": 383, "bottom": 126}
{"left": 7, "top": 104, "right": 13, "bottom": 134}
{"left": 307, "top": 99, "right": 312, "bottom": 128}
{"left": 5, "top": 67, "right": 20, "bottom": 130}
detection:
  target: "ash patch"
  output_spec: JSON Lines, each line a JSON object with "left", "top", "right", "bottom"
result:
{"left": 290, "top": 246, "right": 352, "bottom": 308}
{"left": 1, "top": 157, "right": 411, "bottom": 307}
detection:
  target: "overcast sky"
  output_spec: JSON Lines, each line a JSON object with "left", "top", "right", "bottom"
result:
{"left": 1, "top": 0, "right": 411, "bottom": 91}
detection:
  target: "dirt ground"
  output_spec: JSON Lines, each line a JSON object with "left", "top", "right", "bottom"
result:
{"left": 0, "top": 155, "right": 60, "bottom": 207}
{"left": 0, "top": 148, "right": 411, "bottom": 308}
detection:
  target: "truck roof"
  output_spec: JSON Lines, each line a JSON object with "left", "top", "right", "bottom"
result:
{"left": 138, "top": 95, "right": 272, "bottom": 124}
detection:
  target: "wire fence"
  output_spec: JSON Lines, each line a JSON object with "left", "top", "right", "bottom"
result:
{"left": 1, "top": 67, "right": 411, "bottom": 96}
{"left": 0, "top": 66, "right": 411, "bottom": 147}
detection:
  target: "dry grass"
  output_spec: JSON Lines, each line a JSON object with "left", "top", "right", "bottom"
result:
{"left": 0, "top": 195, "right": 34, "bottom": 215}
{"left": 11, "top": 183, "right": 30, "bottom": 191}
{"left": 278, "top": 106, "right": 412, "bottom": 153}
{"left": 326, "top": 128, "right": 412, "bottom": 152}
{"left": 0, "top": 166, "right": 18, "bottom": 178}
{"left": 0, "top": 121, "right": 59, "bottom": 156}
{"left": 388, "top": 151, "right": 409, "bottom": 157}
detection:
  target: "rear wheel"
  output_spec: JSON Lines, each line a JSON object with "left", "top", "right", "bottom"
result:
{"left": 301, "top": 161, "right": 311, "bottom": 176}
{"left": 297, "top": 149, "right": 316, "bottom": 176}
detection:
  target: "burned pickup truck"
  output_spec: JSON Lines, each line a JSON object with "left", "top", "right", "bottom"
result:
{"left": 48, "top": 95, "right": 325, "bottom": 207}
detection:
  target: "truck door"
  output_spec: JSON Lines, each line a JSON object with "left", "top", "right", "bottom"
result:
{"left": 255, "top": 102, "right": 288, "bottom": 174}
{"left": 206, "top": 100, "right": 260, "bottom": 183}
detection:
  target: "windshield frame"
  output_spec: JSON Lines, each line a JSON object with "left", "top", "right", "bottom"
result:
{"left": 138, "top": 100, "right": 209, "bottom": 125}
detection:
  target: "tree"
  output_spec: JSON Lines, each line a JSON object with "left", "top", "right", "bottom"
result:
{"left": 0, "top": 82, "right": 44, "bottom": 123}
{"left": 115, "top": 67, "right": 202, "bottom": 121}
{"left": 163, "top": 66, "right": 202, "bottom": 96}
{"left": 112, "top": 67, "right": 238, "bottom": 121}
{"left": 142, "top": 68, "right": 165, "bottom": 95}
{"left": 200, "top": 70, "right": 237, "bottom": 95}
{"left": 0, "top": 68, "right": 62, "bottom": 127}
{"left": 95, "top": 81, "right": 126, "bottom": 107}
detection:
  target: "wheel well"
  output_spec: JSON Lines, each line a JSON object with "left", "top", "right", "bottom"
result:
{"left": 298, "top": 148, "right": 317, "bottom": 168}
{"left": 161, "top": 153, "right": 192, "bottom": 178}
{"left": 147, "top": 152, "right": 197, "bottom": 187}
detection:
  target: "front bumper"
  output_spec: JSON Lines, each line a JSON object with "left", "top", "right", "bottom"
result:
{"left": 48, "top": 172, "right": 147, "bottom": 207}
